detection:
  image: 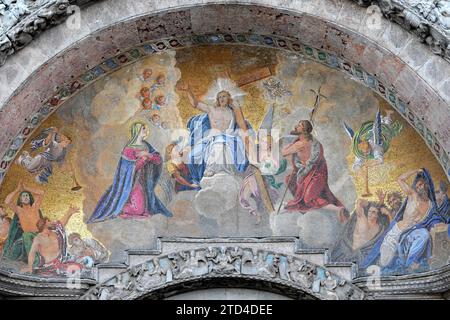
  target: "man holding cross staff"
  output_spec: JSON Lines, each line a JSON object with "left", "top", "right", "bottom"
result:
{"left": 279, "top": 119, "right": 348, "bottom": 223}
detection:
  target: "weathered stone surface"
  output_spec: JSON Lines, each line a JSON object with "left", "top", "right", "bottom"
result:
{"left": 398, "top": 35, "right": 434, "bottom": 70}
{"left": 377, "top": 54, "right": 406, "bottom": 85}
{"left": 1, "top": 0, "right": 450, "bottom": 66}
{"left": 336, "top": 0, "right": 365, "bottom": 30}
{"left": 438, "top": 78, "right": 450, "bottom": 105}
{"left": 418, "top": 55, "right": 450, "bottom": 89}
{"left": 392, "top": 67, "right": 420, "bottom": 103}
{"left": 297, "top": 209, "right": 344, "bottom": 249}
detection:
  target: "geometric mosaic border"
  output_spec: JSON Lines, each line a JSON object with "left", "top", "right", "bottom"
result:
{"left": 0, "top": 32, "right": 449, "bottom": 185}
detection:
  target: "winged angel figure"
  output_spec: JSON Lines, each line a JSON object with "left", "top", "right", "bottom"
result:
{"left": 342, "top": 109, "right": 403, "bottom": 172}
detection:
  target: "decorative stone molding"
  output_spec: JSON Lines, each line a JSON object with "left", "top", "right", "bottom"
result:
{"left": 371, "top": 0, "right": 450, "bottom": 62}
{"left": 0, "top": 267, "right": 96, "bottom": 299}
{"left": 81, "top": 245, "right": 365, "bottom": 300}
{"left": 354, "top": 264, "right": 450, "bottom": 299}
{"left": 0, "top": 0, "right": 79, "bottom": 65}
{"left": 1, "top": 0, "right": 450, "bottom": 66}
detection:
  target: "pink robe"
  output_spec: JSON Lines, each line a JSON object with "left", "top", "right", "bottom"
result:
{"left": 120, "top": 147, "right": 162, "bottom": 218}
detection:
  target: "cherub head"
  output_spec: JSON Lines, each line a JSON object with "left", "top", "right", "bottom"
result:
{"left": 142, "top": 68, "right": 153, "bottom": 81}
{"left": 155, "top": 74, "right": 166, "bottom": 86}
{"left": 150, "top": 113, "right": 161, "bottom": 125}
{"left": 154, "top": 95, "right": 166, "bottom": 107}
{"left": 140, "top": 86, "right": 150, "bottom": 98}
{"left": 142, "top": 97, "right": 152, "bottom": 110}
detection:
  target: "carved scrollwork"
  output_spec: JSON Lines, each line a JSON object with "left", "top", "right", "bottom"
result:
{"left": 0, "top": 0, "right": 74, "bottom": 65}
{"left": 80, "top": 247, "right": 365, "bottom": 300}
{"left": 6, "top": 0, "right": 71, "bottom": 50}
{"left": 370, "top": 0, "right": 450, "bottom": 61}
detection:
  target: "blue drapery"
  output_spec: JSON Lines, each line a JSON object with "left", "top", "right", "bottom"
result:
{"left": 361, "top": 169, "right": 445, "bottom": 274}
{"left": 87, "top": 141, "right": 172, "bottom": 223}
{"left": 187, "top": 112, "right": 251, "bottom": 184}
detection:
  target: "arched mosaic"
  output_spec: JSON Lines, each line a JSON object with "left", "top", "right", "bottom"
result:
{"left": 0, "top": 39, "right": 449, "bottom": 284}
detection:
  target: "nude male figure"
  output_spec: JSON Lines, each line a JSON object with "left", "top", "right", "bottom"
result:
{"left": 396, "top": 169, "right": 431, "bottom": 231}
{"left": 352, "top": 199, "right": 382, "bottom": 250}
{"left": 22, "top": 206, "right": 80, "bottom": 274}
{"left": 177, "top": 82, "right": 250, "bottom": 179}
{"left": 5, "top": 180, "right": 44, "bottom": 234}
{"left": 179, "top": 83, "right": 235, "bottom": 132}
{"left": 379, "top": 169, "right": 432, "bottom": 267}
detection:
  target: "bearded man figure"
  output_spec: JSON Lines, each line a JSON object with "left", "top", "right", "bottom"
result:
{"left": 281, "top": 120, "right": 347, "bottom": 221}
{"left": 362, "top": 168, "right": 445, "bottom": 274}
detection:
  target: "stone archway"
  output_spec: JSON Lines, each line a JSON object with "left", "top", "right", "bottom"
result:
{"left": 0, "top": 0, "right": 449, "bottom": 300}
{"left": 80, "top": 245, "right": 365, "bottom": 300}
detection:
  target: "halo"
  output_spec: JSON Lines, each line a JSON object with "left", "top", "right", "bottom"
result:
{"left": 203, "top": 77, "right": 247, "bottom": 104}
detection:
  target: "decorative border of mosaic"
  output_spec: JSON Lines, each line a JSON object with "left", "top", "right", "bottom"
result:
{"left": 0, "top": 33, "right": 449, "bottom": 185}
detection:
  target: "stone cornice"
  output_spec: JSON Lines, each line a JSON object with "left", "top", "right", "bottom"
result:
{"left": 353, "top": 264, "right": 450, "bottom": 299}
{"left": 0, "top": 266, "right": 96, "bottom": 298}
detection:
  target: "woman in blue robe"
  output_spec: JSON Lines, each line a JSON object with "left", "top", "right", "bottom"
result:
{"left": 87, "top": 122, "right": 172, "bottom": 223}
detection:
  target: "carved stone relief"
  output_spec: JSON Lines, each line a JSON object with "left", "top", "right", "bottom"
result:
{"left": 81, "top": 247, "right": 365, "bottom": 300}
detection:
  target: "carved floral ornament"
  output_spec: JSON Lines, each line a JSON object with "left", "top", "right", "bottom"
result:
{"left": 80, "top": 246, "right": 365, "bottom": 300}
{"left": 377, "top": 0, "right": 450, "bottom": 57}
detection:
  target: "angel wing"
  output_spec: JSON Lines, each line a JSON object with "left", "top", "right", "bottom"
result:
{"left": 259, "top": 104, "right": 274, "bottom": 131}
{"left": 342, "top": 122, "right": 354, "bottom": 140}
{"left": 157, "top": 165, "right": 174, "bottom": 205}
{"left": 373, "top": 109, "right": 383, "bottom": 147}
